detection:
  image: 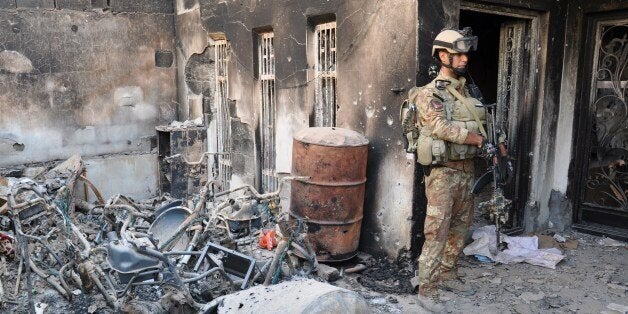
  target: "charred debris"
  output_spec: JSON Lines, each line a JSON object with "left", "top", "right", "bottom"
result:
{"left": 0, "top": 154, "right": 387, "bottom": 313}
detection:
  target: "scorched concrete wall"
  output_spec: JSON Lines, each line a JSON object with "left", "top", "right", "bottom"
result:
{"left": 0, "top": 2, "right": 177, "bottom": 169}
{"left": 0, "top": 1, "right": 177, "bottom": 200}
{"left": 185, "top": 0, "right": 418, "bottom": 258}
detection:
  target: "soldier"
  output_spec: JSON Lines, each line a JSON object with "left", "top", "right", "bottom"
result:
{"left": 408, "top": 28, "right": 487, "bottom": 312}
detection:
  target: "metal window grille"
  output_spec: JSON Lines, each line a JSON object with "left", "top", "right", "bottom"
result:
{"left": 314, "top": 21, "right": 337, "bottom": 127}
{"left": 259, "top": 32, "right": 278, "bottom": 193}
{"left": 215, "top": 40, "right": 232, "bottom": 190}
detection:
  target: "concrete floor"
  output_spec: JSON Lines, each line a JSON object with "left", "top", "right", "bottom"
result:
{"left": 334, "top": 231, "right": 627, "bottom": 313}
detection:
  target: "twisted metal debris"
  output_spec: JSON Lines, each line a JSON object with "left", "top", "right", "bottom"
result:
{"left": 0, "top": 155, "right": 316, "bottom": 313}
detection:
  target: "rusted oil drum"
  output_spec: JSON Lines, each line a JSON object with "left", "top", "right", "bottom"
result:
{"left": 289, "top": 127, "right": 369, "bottom": 262}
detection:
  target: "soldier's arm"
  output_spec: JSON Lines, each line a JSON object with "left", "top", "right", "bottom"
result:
{"left": 463, "top": 132, "right": 484, "bottom": 147}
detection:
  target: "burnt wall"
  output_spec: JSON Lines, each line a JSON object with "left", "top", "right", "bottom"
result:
{"left": 174, "top": 0, "right": 212, "bottom": 121}
{"left": 193, "top": 0, "right": 418, "bottom": 257}
{"left": 0, "top": 2, "right": 177, "bottom": 168}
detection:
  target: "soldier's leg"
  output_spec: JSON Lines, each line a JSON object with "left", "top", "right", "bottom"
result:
{"left": 439, "top": 169, "right": 474, "bottom": 277}
{"left": 417, "top": 167, "right": 455, "bottom": 295}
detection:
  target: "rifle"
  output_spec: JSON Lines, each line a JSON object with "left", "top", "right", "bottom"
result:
{"left": 468, "top": 84, "right": 514, "bottom": 252}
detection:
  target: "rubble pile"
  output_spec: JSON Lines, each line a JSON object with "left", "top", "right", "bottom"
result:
{"left": 0, "top": 155, "right": 330, "bottom": 313}
{"left": 356, "top": 253, "right": 415, "bottom": 294}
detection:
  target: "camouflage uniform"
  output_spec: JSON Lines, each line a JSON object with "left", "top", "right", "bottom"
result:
{"left": 415, "top": 73, "right": 475, "bottom": 295}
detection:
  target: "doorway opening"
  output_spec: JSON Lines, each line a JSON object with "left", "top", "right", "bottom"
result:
{"left": 459, "top": 9, "right": 534, "bottom": 233}
{"left": 460, "top": 12, "right": 512, "bottom": 104}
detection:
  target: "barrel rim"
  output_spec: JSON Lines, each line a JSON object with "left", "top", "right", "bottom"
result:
{"left": 293, "top": 127, "right": 369, "bottom": 147}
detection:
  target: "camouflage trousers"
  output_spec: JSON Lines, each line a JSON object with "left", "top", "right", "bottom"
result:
{"left": 418, "top": 162, "right": 474, "bottom": 294}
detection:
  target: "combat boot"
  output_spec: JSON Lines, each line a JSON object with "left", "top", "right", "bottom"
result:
{"left": 417, "top": 286, "right": 446, "bottom": 313}
{"left": 417, "top": 293, "right": 446, "bottom": 313}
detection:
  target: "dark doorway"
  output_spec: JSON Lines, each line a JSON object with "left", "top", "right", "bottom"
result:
{"left": 459, "top": 10, "right": 533, "bottom": 233}
{"left": 460, "top": 12, "right": 511, "bottom": 104}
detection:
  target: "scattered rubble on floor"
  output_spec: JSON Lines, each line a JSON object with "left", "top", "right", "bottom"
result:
{"left": 0, "top": 154, "right": 370, "bottom": 313}
{"left": 605, "top": 303, "right": 628, "bottom": 314}
{"left": 316, "top": 263, "right": 340, "bottom": 282}
{"left": 597, "top": 236, "right": 627, "bottom": 247}
{"left": 1, "top": 154, "right": 627, "bottom": 313}
{"left": 363, "top": 230, "right": 626, "bottom": 314}
{"left": 355, "top": 252, "right": 415, "bottom": 294}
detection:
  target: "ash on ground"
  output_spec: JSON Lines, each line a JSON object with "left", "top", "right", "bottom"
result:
{"left": 356, "top": 254, "right": 415, "bottom": 294}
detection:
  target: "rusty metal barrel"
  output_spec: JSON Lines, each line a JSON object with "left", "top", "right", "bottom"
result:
{"left": 289, "top": 127, "right": 369, "bottom": 261}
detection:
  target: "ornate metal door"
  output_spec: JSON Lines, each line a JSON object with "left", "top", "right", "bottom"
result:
{"left": 496, "top": 20, "right": 529, "bottom": 231}
{"left": 575, "top": 17, "right": 628, "bottom": 234}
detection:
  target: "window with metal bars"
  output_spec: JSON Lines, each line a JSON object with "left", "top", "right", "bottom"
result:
{"left": 214, "top": 39, "right": 232, "bottom": 190}
{"left": 258, "top": 32, "right": 278, "bottom": 193}
{"left": 314, "top": 21, "right": 337, "bottom": 127}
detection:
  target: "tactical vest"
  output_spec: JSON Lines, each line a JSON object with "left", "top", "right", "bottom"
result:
{"left": 410, "top": 81, "right": 486, "bottom": 166}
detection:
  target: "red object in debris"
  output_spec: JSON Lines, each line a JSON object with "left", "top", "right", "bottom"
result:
{"left": 259, "top": 229, "right": 278, "bottom": 250}
{"left": 0, "top": 232, "right": 13, "bottom": 241}
{"left": 0, "top": 232, "right": 15, "bottom": 256}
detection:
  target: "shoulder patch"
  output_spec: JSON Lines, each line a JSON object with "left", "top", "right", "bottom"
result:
{"left": 430, "top": 99, "right": 444, "bottom": 111}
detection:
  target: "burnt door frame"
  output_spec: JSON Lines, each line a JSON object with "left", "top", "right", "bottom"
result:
{"left": 460, "top": 2, "right": 546, "bottom": 234}
{"left": 572, "top": 10, "right": 628, "bottom": 239}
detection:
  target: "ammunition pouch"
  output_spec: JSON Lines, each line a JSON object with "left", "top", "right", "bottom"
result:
{"left": 416, "top": 127, "right": 446, "bottom": 166}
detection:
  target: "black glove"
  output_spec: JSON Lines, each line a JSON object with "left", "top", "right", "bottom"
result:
{"left": 480, "top": 139, "right": 497, "bottom": 158}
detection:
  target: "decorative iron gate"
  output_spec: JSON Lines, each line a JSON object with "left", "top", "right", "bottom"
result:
{"left": 496, "top": 20, "right": 529, "bottom": 231}
{"left": 575, "top": 17, "right": 628, "bottom": 235}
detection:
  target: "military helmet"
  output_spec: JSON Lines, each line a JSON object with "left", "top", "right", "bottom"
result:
{"left": 432, "top": 28, "right": 478, "bottom": 56}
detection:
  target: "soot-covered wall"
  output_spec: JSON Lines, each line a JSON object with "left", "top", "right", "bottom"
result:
{"left": 0, "top": 1, "right": 177, "bottom": 171}
{"left": 185, "top": 0, "right": 419, "bottom": 258}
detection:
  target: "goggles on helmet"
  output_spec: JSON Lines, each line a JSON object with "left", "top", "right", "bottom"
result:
{"left": 434, "top": 36, "right": 478, "bottom": 53}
